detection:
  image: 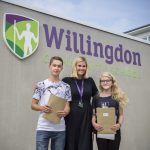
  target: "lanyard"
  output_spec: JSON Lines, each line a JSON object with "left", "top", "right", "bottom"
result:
{"left": 75, "top": 80, "right": 84, "bottom": 102}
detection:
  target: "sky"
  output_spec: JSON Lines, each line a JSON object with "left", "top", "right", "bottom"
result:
{"left": 7, "top": 0, "right": 150, "bottom": 33}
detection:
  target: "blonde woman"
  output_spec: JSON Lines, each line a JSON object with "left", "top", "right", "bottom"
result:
{"left": 92, "top": 72, "right": 128, "bottom": 150}
{"left": 63, "top": 56, "right": 98, "bottom": 150}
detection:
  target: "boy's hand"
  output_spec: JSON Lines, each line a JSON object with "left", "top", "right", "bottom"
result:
{"left": 42, "top": 105, "right": 52, "bottom": 113}
{"left": 57, "top": 110, "right": 67, "bottom": 118}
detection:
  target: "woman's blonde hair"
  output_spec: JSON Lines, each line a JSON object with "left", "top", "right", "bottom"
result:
{"left": 99, "top": 72, "right": 128, "bottom": 108}
{"left": 71, "top": 56, "right": 88, "bottom": 78}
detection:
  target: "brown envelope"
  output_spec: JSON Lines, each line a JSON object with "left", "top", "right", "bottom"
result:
{"left": 96, "top": 107, "right": 116, "bottom": 134}
{"left": 43, "top": 94, "right": 66, "bottom": 124}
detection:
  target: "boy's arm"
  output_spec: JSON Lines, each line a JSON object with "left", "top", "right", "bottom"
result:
{"left": 31, "top": 99, "right": 42, "bottom": 111}
{"left": 57, "top": 101, "right": 70, "bottom": 118}
{"left": 31, "top": 98, "right": 52, "bottom": 113}
{"left": 63, "top": 101, "right": 70, "bottom": 116}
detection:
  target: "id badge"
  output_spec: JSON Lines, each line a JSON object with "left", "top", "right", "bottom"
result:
{"left": 78, "top": 101, "right": 83, "bottom": 108}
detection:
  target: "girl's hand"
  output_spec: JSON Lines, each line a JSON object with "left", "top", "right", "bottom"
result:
{"left": 111, "top": 123, "right": 121, "bottom": 132}
{"left": 93, "top": 122, "right": 103, "bottom": 131}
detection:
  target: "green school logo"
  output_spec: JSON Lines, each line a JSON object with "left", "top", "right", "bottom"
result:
{"left": 3, "top": 13, "right": 39, "bottom": 59}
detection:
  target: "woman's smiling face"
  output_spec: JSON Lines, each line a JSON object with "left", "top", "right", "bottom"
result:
{"left": 76, "top": 61, "right": 87, "bottom": 78}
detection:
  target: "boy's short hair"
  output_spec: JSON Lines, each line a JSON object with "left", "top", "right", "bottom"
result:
{"left": 49, "top": 56, "right": 63, "bottom": 66}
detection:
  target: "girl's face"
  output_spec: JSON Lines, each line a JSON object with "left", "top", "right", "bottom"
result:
{"left": 76, "top": 61, "right": 87, "bottom": 77}
{"left": 100, "top": 76, "right": 113, "bottom": 90}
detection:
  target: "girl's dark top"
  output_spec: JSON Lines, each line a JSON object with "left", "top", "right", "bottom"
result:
{"left": 92, "top": 96, "right": 120, "bottom": 123}
{"left": 62, "top": 77, "right": 98, "bottom": 150}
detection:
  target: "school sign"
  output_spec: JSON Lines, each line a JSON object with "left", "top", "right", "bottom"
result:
{"left": 0, "top": 1, "right": 150, "bottom": 150}
{"left": 3, "top": 13, "right": 141, "bottom": 67}
{"left": 3, "top": 13, "right": 39, "bottom": 59}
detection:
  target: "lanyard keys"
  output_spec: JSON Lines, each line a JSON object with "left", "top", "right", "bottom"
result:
{"left": 78, "top": 101, "right": 83, "bottom": 108}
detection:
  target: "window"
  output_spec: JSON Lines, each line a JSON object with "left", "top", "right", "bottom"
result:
{"left": 142, "top": 35, "right": 150, "bottom": 41}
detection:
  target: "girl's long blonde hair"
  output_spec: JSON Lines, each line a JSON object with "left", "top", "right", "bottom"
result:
{"left": 99, "top": 72, "right": 128, "bottom": 108}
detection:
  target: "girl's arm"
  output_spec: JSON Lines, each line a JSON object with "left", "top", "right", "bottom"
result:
{"left": 112, "top": 106, "right": 124, "bottom": 131}
{"left": 92, "top": 111, "right": 103, "bottom": 131}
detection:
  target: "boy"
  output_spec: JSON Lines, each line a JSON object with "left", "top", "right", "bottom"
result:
{"left": 31, "top": 56, "right": 71, "bottom": 150}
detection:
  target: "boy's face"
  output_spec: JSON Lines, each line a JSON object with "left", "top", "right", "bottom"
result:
{"left": 49, "top": 60, "right": 63, "bottom": 77}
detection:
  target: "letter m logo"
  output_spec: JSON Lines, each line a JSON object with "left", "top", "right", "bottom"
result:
{"left": 3, "top": 13, "right": 39, "bottom": 59}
